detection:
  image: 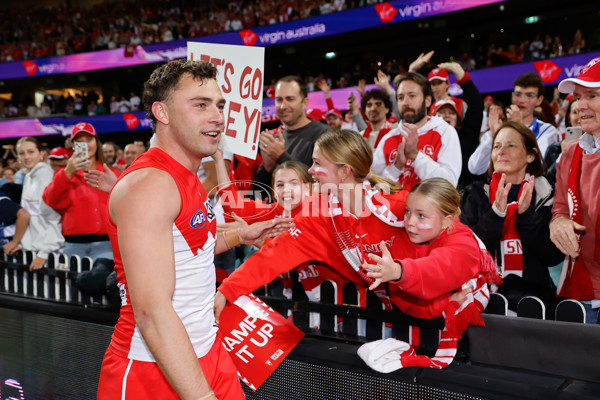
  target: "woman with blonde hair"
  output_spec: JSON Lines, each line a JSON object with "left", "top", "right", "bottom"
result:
{"left": 361, "top": 177, "right": 499, "bottom": 371}
{"left": 216, "top": 129, "right": 409, "bottom": 323}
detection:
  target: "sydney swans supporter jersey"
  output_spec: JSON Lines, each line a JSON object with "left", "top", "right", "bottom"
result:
{"left": 107, "top": 148, "right": 218, "bottom": 361}
{"left": 372, "top": 116, "right": 461, "bottom": 190}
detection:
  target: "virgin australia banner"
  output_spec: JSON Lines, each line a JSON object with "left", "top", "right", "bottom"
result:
{"left": 0, "top": 0, "right": 503, "bottom": 80}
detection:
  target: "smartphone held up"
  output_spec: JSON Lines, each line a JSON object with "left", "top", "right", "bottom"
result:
{"left": 73, "top": 141, "right": 91, "bottom": 170}
{"left": 564, "top": 126, "right": 582, "bottom": 142}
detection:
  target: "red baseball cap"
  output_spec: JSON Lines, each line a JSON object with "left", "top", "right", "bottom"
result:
{"left": 325, "top": 109, "right": 342, "bottom": 119}
{"left": 307, "top": 108, "right": 326, "bottom": 122}
{"left": 48, "top": 147, "right": 71, "bottom": 159}
{"left": 431, "top": 98, "right": 458, "bottom": 114}
{"left": 558, "top": 57, "right": 600, "bottom": 93}
{"left": 428, "top": 68, "right": 449, "bottom": 82}
{"left": 70, "top": 122, "right": 97, "bottom": 141}
{"left": 484, "top": 95, "right": 494, "bottom": 103}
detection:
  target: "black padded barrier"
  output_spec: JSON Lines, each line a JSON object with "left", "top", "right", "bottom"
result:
{"left": 2, "top": 252, "right": 600, "bottom": 399}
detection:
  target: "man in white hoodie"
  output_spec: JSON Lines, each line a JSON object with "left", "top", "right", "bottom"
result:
{"left": 372, "top": 72, "right": 461, "bottom": 190}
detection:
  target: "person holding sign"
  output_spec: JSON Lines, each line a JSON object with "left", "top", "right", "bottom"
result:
{"left": 253, "top": 75, "right": 329, "bottom": 190}
{"left": 97, "top": 60, "right": 293, "bottom": 400}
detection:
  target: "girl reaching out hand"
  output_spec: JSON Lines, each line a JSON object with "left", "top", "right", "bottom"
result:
{"left": 364, "top": 177, "right": 499, "bottom": 320}
{"left": 359, "top": 178, "right": 499, "bottom": 371}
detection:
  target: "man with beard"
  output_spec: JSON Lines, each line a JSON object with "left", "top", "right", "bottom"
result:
{"left": 372, "top": 72, "right": 461, "bottom": 190}
{"left": 102, "top": 142, "right": 118, "bottom": 166}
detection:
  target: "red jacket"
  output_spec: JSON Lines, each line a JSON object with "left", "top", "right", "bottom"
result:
{"left": 218, "top": 190, "right": 411, "bottom": 301}
{"left": 219, "top": 193, "right": 487, "bottom": 320}
{"left": 389, "top": 221, "right": 485, "bottom": 318}
{"left": 42, "top": 164, "right": 120, "bottom": 237}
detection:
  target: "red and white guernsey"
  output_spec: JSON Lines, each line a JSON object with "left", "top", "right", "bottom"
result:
{"left": 107, "top": 148, "right": 218, "bottom": 362}
{"left": 371, "top": 116, "right": 461, "bottom": 190}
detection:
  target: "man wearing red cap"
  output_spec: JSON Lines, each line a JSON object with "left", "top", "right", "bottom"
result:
{"left": 48, "top": 147, "right": 70, "bottom": 171}
{"left": 325, "top": 109, "right": 343, "bottom": 130}
{"left": 43, "top": 122, "right": 119, "bottom": 261}
{"left": 428, "top": 67, "right": 468, "bottom": 119}
{"left": 429, "top": 62, "right": 484, "bottom": 188}
{"left": 317, "top": 78, "right": 360, "bottom": 131}
{"left": 551, "top": 57, "right": 600, "bottom": 324}
{"left": 407, "top": 51, "right": 468, "bottom": 121}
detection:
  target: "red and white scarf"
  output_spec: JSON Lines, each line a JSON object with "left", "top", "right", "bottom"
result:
{"left": 557, "top": 145, "right": 600, "bottom": 298}
{"left": 489, "top": 172, "right": 530, "bottom": 277}
{"left": 327, "top": 181, "right": 404, "bottom": 286}
{"left": 358, "top": 275, "right": 490, "bottom": 371}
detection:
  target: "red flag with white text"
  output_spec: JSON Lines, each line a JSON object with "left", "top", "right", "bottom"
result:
{"left": 217, "top": 294, "right": 304, "bottom": 390}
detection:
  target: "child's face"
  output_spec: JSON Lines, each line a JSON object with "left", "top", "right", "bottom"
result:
{"left": 273, "top": 168, "right": 307, "bottom": 211}
{"left": 404, "top": 192, "right": 449, "bottom": 244}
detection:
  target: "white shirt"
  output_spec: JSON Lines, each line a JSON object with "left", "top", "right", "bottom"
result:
{"left": 468, "top": 118, "right": 559, "bottom": 176}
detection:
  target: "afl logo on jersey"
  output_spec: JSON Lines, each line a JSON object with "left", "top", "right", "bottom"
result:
{"left": 190, "top": 209, "right": 206, "bottom": 229}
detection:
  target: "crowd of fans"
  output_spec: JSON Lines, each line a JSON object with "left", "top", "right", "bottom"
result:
{"left": 0, "top": 4, "right": 599, "bottom": 389}
{"left": 0, "top": 0, "right": 350, "bottom": 63}
{"left": 0, "top": 0, "right": 591, "bottom": 124}
{"left": 299, "top": 27, "right": 588, "bottom": 94}
{"left": 0, "top": 0, "right": 589, "bottom": 68}
{"left": 0, "top": 90, "right": 144, "bottom": 119}
{"left": 1, "top": 48, "right": 597, "bottom": 323}
{"left": 1, "top": 52, "right": 599, "bottom": 397}
{"left": 0, "top": 22, "right": 588, "bottom": 120}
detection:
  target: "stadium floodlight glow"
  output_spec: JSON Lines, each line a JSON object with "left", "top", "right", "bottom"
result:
{"left": 525, "top": 16, "right": 539, "bottom": 24}
{"left": 325, "top": 52, "right": 337, "bottom": 59}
